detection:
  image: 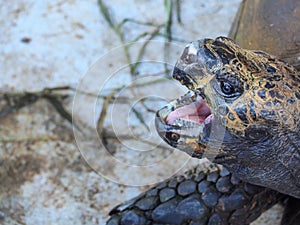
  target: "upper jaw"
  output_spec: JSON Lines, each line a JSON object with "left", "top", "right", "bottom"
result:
{"left": 172, "top": 39, "right": 221, "bottom": 89}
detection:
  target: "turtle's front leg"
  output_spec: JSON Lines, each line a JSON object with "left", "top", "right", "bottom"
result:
{"left": 106, "top": 165, "right": 284, "bottom": 225}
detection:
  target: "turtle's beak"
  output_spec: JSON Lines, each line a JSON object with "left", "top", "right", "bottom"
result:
{"left": 155, "top": 38, "right": 227, "bottom": 159}
{"left": 171, "top": 40, "right": 221, "bottom": 96}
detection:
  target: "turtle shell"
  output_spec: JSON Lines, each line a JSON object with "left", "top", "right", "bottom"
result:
{"left": 229, "top": 0, "right": 300, "bottom": 70}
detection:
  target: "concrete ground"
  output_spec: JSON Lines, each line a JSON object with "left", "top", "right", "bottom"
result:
{"left": 0, "top": 0, "right": 283, "bottom": 224}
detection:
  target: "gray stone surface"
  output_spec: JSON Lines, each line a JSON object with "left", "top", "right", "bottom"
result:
{"left": 0, "top": 0, "right": 283, "bottom": 224}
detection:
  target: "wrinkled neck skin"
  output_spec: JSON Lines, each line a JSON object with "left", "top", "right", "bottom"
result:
{"left": 215, "top": 126, "right": 300, "bottom": 198}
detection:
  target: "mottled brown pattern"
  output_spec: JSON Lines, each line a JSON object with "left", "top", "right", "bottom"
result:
{"left": 181, "top": 37, "right": 299, "bottom": 137}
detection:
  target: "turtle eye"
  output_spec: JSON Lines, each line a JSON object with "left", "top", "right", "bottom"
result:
{"left": 220, "top": 81, "right": 235, "bottom": 95}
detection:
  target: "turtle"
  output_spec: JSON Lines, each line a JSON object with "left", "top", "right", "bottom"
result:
{"left": 106, "top": 0, "right": 300, "bottom": 224}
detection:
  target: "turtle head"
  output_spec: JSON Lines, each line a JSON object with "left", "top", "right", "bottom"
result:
{"left": 156, "top": 37, "right": 300, "bottom": 197}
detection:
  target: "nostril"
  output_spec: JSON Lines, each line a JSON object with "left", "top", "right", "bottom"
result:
{"left": 172, "top": 67, "right": 186, "bottom": 80}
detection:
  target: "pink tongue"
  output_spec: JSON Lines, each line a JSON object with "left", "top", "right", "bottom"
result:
{"left": 166, "top": 98, "right": 211, "bottom": 124}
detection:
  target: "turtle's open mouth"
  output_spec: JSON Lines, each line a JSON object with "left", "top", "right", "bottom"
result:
{"left": 165, "top": 93, "right": 213, "bottom": 127}
{"left": 155, "top": 90, "right": 213, "bottom": 158}
{"left": 155, "top": 38, "right": 221, "bottom": 157}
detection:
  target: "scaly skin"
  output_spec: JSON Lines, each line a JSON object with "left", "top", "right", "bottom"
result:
{"left": 107, "top": 165, "right": 284, "bottom": 225}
